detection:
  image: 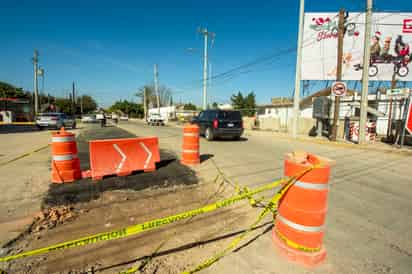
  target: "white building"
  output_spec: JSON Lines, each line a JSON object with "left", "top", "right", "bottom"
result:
{"left": 148, "top": 106, "right": 176, "bottom": 122}
{"left": 258, "top": 90, "right": 410, "bottom": 136}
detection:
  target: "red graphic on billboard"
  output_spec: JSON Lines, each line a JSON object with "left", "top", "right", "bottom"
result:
{"left": 403, "top": 19, "right": 412, "bottom": 33}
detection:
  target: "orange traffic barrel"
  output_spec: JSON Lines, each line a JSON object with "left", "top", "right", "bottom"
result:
{"left": 272, "top": 152, "right": 333, "bottom": 267}
{"left": 51, "top": 127, "right": 81, "bottom": 183}
{"left": 181, "top": 124, "right": 200, "bottom": 165}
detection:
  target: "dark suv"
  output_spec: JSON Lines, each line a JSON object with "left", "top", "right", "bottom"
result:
{"left": 192, "top": 110, "right": 243, "bottom": 141}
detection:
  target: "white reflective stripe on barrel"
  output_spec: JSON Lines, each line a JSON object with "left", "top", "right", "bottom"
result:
{"left": 52, "top": 136, "right": 75, "bottom": 143}
{"left": 183, "top": 133, "right": 199, "bottom": 137}
{"left": 294, "top": 180, "right": 329, "bottom": 190}
{"left": 277, "top": 213, "right": 323, "bottom": 233}
{"left": 182, "top": 149, "right": 198, "bottom": 153}
{"left": 53, "top": 154, "right": 78, "bottom": 161}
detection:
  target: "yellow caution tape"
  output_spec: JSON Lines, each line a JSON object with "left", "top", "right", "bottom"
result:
{"left": 0, "top": 144, "right": 49, "bottom": 167}
{"left": 120, "top": 174, "right": 226, "bottom": 274}
{"left": 0, "top": 178, "right": 288, "bottom": 263}
{"left": 274, "top": 228, "right": 321, "bottom": 253}
{"left": 181, "top": 165, "right": 317, "bottom": 274}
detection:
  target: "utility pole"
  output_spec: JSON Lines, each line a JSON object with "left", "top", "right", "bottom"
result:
{"left": 143, "top": 86, "right": 147, "bottom": 121}
{"left": 330, "top": 9, "right": 346, "bottom": 141}
{"left": 80, "top": 95, "right": 83, "bottom": 115}
{"left": 359, "top": 0, "right": 373, "bottom": 144}
{"left": 292, "top": 0, "right": 305, "bottom": 138}
{"left": 72, "top": 81, "right": 76, "bottom": 116}
{"left": 32, "top": 50, "right": 39, "bottom": 115}
{"left": 198, "top": 27, "right": 215, "bottom": 110}
{"left": 386, "top": 73, "right": 396, "bottom": 139}
{"left": 154, "top": 64, "right": 160, "bottom": 113}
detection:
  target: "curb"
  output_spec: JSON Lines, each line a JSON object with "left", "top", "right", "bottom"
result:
{"left": 252, "top": 130, "right": 412, "bottom": 155}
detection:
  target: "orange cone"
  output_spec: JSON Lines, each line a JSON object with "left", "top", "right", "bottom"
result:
{"left": 181, "top": 124, "right": 200, "bottom": 165}
{"left": 51, "top": 127, "right": 81, "bottom": 183}
{"left": 272, "top": 152, "right": 333, "bottom": 267}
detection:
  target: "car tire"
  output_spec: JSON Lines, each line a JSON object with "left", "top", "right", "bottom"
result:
{"left": 233, "top": 135, "right": 241, "bottom": 141}
{"left": 205, "top": 127, "right": 214, "bottom": 141}
{"left": 397, "top": 66, "right": 409, "bottom": 77}
{"left": 369, "top": 65, "right": 378, "bottom": 77}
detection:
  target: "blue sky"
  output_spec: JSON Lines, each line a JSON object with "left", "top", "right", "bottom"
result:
{"left": 0, "top": 0, "right": 409, "bottom": 107}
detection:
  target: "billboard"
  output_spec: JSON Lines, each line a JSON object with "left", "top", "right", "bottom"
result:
{"left": 302, "top": 12, "right": 412, "bottom": 81}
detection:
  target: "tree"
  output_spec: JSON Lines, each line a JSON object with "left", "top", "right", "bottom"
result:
{"left": 212, "top": 102, "right": 218, "bottom": 109}
{"left": 54, "top": 98, "right": 72, "bottom": 114}
{"left": 0, "top": 81, "right": 27, "bottom": 98}
{"left": 108, "top": 100, "right": 143, "bottom": 118}
{"left": 183, "top": 103, "right": 197, "bottom": 111}
{"left": 244, "top": 92, "right": 256, "bottom": 117}
{"left": 230, "top": 92, "right": 244, "bottom": 110}
{"left": 230, "top": 91, "right": 256, "bottom": 117}
{"left": 136, "top": 84, "right": 172, "bottom": 108}
{"left": 77, "top": 95, "right": 97, "bottom": 114}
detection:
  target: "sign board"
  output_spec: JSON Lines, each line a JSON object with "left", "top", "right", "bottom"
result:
{"left": 386, "top": 88, "right": 410, "bottom": 97}
{"left": 332, "top": 81, "right": 347, "bottom": 96}
{"left": 302, "top": 12, "right": 412, "bottom": 81}
{"left": 406, "top": 100, "right": 412, "bottom": 134}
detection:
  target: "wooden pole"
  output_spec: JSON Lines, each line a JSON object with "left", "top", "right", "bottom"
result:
{"left": 330, "top": 9, "right": 345, "bottom": 141}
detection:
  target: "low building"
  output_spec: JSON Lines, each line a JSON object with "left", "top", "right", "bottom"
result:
{"left": 148, "top": 106, "right": 177, "bottom": 122}
{"left": 256, "top": 88, "right": 411, "bottom": 138}
{"left": 0, "top": 98, "right": 33, "bottom": 122}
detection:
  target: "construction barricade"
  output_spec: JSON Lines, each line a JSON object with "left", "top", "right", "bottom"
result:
{"left": 272, "top": 152, "right": 333, "bottom": 267}
{"left": 51, "top": 128, "right": 81, "bottom": 183}
{"left": 87, "top": 137, "right": 160, "bottom": 180}
{"left": 181, "top": 124, "right": 200, "bottom": 165}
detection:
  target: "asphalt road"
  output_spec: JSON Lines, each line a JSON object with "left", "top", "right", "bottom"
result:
{"left": 2, "top": 121, "right": 412, "bottom": 274}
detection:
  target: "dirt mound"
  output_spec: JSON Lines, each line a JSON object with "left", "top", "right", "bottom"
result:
{"left": 31, "top": 206, "right": 80, "bottom": 233}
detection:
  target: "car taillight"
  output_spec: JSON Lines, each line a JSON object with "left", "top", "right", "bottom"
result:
{"left": 213, "top": 119, "right": 218, "bottom": 129}
{"left": 240, "top": 120, "right": 243, "bottom": 129}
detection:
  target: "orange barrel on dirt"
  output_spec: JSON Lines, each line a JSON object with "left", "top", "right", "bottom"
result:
{"left": 272, "top": 152, "right": 333, "bottom": 267}
{"left": 51, "top": 127, "right": 81, "bottom": 183}
{"left": 181, "top": 124, "right": 200, "bottom": 165}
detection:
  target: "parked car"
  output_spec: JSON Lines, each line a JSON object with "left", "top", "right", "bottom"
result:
{"left": 81, "top": 114, "right": 98, "bottom": 123}
{"left": 36, "top": 113, "right": 76, "bottom": 129}
{"left": 191, "top": 110, "right": 243, "bottom": 141}
{"left": 120, "top": 115, "right": 129, "bottom": 121}
{"left": 147, "top": 113, "right": 165, "bottom": 126}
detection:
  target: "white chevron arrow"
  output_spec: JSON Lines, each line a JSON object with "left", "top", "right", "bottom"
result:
{"left": 113, "top": 144, "right": 127, "bottom": 172}
{"left": 139, "top": 142, "right": 152, "bottom": 169}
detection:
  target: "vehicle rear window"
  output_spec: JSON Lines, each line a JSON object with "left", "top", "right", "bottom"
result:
{"left": 217, "top": 111, "right": 241, "bottom": 120}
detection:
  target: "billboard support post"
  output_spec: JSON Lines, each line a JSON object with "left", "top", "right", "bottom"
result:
{"left": 359, "top": 0, "right": 373, "bottom": 145}
{"left": 387, "top": 73, "right": 397, "bottom": 140}
{"left": 330, "top": 9, "right": 346, "bottom": 141}
{"left": 292, "top": 0, "right": 305, "bottom": 138}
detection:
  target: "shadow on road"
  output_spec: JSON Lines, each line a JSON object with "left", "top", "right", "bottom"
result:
{"left": 212, "top": 137, "right": 248, "bottom": 142}
{"left": 200, "top": 153, "right": 214, "bottom": 163}
{"left": 0, "top": 125, "right": 39, "bottom": 134}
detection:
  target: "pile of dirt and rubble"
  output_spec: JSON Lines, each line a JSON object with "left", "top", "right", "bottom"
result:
{"left": 30, "top": 205, "right": 81, "bottom": 233}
